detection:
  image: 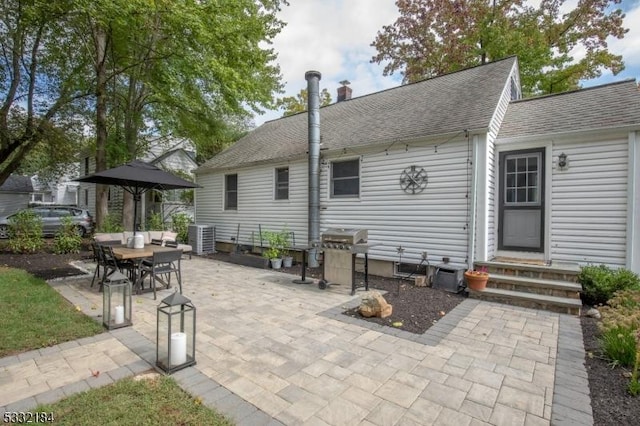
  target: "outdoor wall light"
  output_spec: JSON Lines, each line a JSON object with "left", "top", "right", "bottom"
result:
{"left": 103, "top": 272, "right": 132, "bottom": 330}
{"left": 156, "top": 292, "right": 196, "bottom": 374}
{"left": 558, "top": 152, "right": 568, "bottom": 169}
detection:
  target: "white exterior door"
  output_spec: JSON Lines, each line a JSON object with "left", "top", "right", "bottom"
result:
{"left": 499, "top": 149, "right": 545, "bottom": 252}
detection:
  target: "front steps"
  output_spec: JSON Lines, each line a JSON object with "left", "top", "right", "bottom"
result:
{"left": 468, "top": 261, "right": 582, "bottom": 315}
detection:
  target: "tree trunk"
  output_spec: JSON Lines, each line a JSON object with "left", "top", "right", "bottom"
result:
{"left": 93, "top": 22, "right": 109, "bottom": 228}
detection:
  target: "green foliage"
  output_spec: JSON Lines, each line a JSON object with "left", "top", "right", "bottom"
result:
{"left": 170, "top": 213, "right": 192, "bottom": 243}
{"left": 599, "top": 326, "right": 637, "bottom": 368}
{"left": 276, "top": 88, "right": 333, "bottom": 117}
{"left": 53, "top": 216, "right": 82, "bottom": 254}
{"left": 630, "top": 347, "right": 640, "bottom": 396}
{"left": 261, "top": 229, "right": 291, "bottom": 259}
{"left": 371, "top": 0, "right": 627, "bottom": 95}
{"left": 96, "top": 214, "right": 124, "bottom": 233}
{"left": 579, "top": 265, "right": 640, "bottom": 306}
{"left": 262, "top": 246, "right": 281, "bottom": 260}
{"left": 146, "top": 212, "right": 166, "bottom": 231}
{"left": 598, "top": 289, "right": 640, "bottom": 386}
{"left": 180, "top": 189, "right": 194, "bottom": 205}
{"left": 8, "top": 210, "right": 44, "bottom": 253}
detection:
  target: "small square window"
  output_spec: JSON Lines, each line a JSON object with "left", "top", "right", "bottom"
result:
{"left": 275, "top": 167, "right": 289, "bottom": 200}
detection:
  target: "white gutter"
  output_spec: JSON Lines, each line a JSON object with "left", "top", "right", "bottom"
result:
{"left": 467, "top": 135, "right": 479, "bottom": 270}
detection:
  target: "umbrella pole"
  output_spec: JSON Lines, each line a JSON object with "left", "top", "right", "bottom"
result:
{"left": 133, "top": 192, "right": 140, "bottom": 233}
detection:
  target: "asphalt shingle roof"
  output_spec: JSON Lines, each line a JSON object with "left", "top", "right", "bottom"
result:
{"left": 498, "top": 80, "right": 640, "bottom": 139}
{"left": 0, "top": 175, "right": 33, "bottom": 193}
{"left": 198, "top": 57, "right": 518, "bottom": 172}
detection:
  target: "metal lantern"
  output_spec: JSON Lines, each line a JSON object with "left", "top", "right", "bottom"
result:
{"left": 156, "top": 292, "right": 196, "bottom": 374}
{"left": 102, "top": 272, "right": 132, "bottom": 329}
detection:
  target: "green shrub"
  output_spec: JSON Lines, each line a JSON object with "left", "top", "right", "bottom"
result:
{"left": 96, "top": 214, "right": 124, "bottom": 233}
{"left": 579, "top": 265, "right": 640, "bottom": 306}
{"left": 146, "top": 212, "right": 166, "bottom": 231}
{"left": 53, "top": 217, "right": 82, "bottom": 254}
{"left": 8, "top": 210, "right": 44, "bottom": 253}
{"left": 170, "top": 213, "right": 192, "bottom": 243}
{"left": 630, "top": 347, "right": 640, "bottom": 396}
{"left": 599, "top": 326, "right": 637, "bottom": 368}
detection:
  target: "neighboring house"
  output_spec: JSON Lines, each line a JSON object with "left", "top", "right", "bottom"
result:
{"left": 78, "top": 138, "right": 197, "bottom": 229}
{"left": 0, "top": 175, "right": 34, "bottom": 217}
{"left": 30, "top": 170, "right": 80, "bottom": 206}
{"left": 194, "top": 57, "right": 640, "bottom": 275}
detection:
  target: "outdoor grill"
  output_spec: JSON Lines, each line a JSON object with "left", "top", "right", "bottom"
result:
{"left": 315, "top": 228, "right": 371, "bottom": 294}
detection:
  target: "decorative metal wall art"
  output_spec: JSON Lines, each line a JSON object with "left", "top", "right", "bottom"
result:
{"left": 400, "top": 165, "right": 428, "bottom": 194}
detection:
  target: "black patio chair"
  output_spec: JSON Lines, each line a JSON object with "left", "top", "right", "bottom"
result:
{"left": 90, "top": 242, "right": 105, "bottom": 288}
{"left": 99, "top": 245, "right": 135, "bottom": 291}
{"left": 139, "top": 249, "right": 183, "bottom": 299}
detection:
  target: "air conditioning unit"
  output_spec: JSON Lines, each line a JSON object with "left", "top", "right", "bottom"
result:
{"left": 188, "top": 224, "right": 215, "bottom": 255}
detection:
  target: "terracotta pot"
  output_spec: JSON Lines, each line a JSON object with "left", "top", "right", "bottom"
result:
{"left": 464, "top": 271, "right": 489, "bottom": 291}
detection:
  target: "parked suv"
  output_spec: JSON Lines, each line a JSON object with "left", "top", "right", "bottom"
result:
{"left": 0, "top": 206, "right": 94, "bottom": 239}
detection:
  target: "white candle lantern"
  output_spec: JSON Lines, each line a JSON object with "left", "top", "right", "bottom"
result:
{"left": 156, "top": 292, "right": 196, "bottom": 374}
{"left": 102, "top": 272, "right": 132, "bottom": 330}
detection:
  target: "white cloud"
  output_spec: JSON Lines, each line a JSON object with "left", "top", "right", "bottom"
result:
{"left": 253, "top": 0, "right": 401, "bottom": 126}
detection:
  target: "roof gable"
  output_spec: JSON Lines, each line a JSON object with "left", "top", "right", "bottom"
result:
{"left": 0, "top": 175, "right": 34, "bottom": 193}
{"left": 199, "top": 57, "right": 518, "bottom": 172}
{"left": 498, "top": 80, "right": 640, "bottom": 139}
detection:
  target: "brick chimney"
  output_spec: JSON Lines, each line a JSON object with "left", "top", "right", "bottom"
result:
{"left": 337, "top": 80, "right": 352, "bottom": 102}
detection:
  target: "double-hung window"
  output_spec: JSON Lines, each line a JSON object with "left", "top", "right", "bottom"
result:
{"left": 331, "top": 159, "right": 359, "bottom": 198}
{"left": 225, "top": 174, "right": 238, "bottom": 210}
{"left": 275, "top": 167, "right": 289, "bottom": 200}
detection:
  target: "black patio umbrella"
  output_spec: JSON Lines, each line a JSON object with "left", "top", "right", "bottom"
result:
{"left": 75, "top": 160, "right": 200, "bottom": 232}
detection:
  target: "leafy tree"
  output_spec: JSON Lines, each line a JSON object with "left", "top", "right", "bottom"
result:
{"left": 79, "top": 0, "right": 286, "bottom": 228}
{"left": 1, "top": 0, "right": 287, "bottom": 228}
{"left": 0, "top": 1, "right": 93, "bottom": 186}
{"left": 371, "top": 0, "right": 627, "bottom": 95}
{"left": 276, "top": 88, "right": 332, "bottom": 117}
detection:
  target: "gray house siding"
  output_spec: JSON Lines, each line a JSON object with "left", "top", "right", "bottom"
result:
{"left": 0, "top": 194, "right": 30, "bottom": 217}
{"left": 550, "top": 136, "right": 629, "bottom": 266}
{"left": 196, "top": 137, "right": 474, "bottom": 267}
{"left": 194, "top": 161, "right": 308, "bottom": 246}
{"left": 317, "top": 139, "right": 471, "bottom": 266}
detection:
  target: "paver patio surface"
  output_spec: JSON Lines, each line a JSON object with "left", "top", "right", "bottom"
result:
{"left": 0, "top": 257, "right": 592, "bottom": 425}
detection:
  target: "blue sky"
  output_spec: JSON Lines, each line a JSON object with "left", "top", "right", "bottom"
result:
{"left": 253, "top": 0, "right": 640, "bottom": 126}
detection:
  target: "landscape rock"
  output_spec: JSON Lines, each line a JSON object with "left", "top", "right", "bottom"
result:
{"left": 359, "top": 291, "right": 393, "bottom": 318}
{"left": 585, "top": 308, "right": 601, "bottom": 319}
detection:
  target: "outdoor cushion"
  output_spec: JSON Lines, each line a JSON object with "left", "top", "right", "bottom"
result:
{"left": 161, "top": 231, "right": 178, "bottom": 243}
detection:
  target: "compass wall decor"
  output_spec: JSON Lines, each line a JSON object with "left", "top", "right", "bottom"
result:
{"left": 400, "top": 165, "right": 428, "bottom": 194}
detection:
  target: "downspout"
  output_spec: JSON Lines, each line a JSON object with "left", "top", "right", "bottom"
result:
{"left": 306, "top": 70, "right": 321, "bottom": 267}
{"left": 467, "top": 135, "right": 479, "bottom": 270}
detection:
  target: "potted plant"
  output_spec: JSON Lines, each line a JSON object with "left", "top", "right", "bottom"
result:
{"left": 464, "top": 266, "right": 489, "bottom": 291}
{"left": 262, "top": 246, "right": 282, "bottom": 269}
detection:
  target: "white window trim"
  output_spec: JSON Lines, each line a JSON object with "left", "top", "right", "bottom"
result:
{"left": 274, "top": 167, "right": 289, "bottom": 201}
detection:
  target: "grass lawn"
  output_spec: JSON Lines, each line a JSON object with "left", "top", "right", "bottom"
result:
{"left": 37, "top": 374, "right": 233, "bottom": 425}
{"left": 0, "top": 267, "right": 104, "bottom": 357}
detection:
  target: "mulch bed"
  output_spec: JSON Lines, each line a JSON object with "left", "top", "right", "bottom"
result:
{"left": 1, "top": 243, "right": 637, "bottom": 422}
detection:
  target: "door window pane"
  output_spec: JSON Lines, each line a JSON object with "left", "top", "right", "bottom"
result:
{"left": 504, "top": 153, "right": 541, "bottom": 205}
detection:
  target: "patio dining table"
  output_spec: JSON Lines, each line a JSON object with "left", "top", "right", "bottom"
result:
{"left": 111, "top": 245, "right": 177, "bottom": 294}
